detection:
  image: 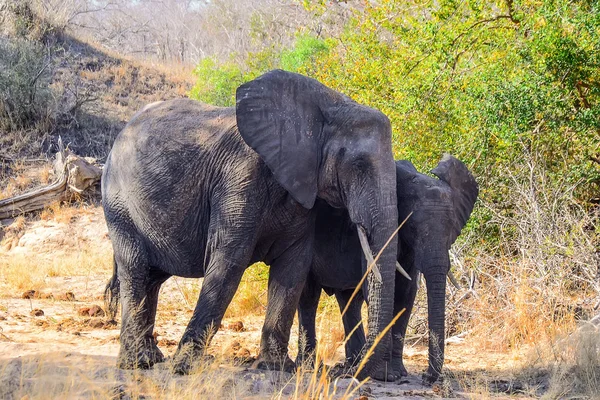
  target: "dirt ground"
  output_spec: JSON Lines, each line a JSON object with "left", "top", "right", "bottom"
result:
{"left": 0, "top": 206, "right": 547, "bottom": 399}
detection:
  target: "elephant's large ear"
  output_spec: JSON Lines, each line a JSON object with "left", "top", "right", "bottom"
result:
{"left": 236, "top": 70, "right": 342, "bottom": 209}
{"left": 431, "top": 154, "right": 479, "bottom": 244}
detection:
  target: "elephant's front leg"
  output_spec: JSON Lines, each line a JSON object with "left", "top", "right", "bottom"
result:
{"left": 391, "top": 269, "right": 419, "bottom": 378}
{"left": 171, "top": 253, "right": 247, "bottom": 374}
{"left": 254, "top": 238, "right": 313, "bottom": 372}
{"left": 335, "top": 289, "right": 367, "bottom": 367}
{"left": 296, "top": 273, "right": 321, "bottom": 366}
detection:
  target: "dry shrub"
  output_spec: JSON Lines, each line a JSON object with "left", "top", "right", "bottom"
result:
{"left": 39, "top": 200, "right": 84, "bottom": 224}
{"left": 0, "top": 215, "right": 27, "bottom": 251}
{"left": 452, "top": 159, "right": 599, "bottom": 352}
{"left": 0, "top": 37, "right": 54, "bottom": 134}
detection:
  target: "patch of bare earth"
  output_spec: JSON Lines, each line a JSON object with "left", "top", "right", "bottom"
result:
{"left": 1, "top": 207, "right": 544, "bottom": 399}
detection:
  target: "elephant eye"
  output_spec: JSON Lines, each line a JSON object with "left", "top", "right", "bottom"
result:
{"left": 353, "top": 157, "right": 370, "bottom": 172}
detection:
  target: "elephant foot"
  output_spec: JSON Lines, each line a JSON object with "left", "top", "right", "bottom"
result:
{"left": 295, "top": 350, "right": 316, "bottom": 369}
{"left": 170, "top": 342, "right": 214, "bottom": 375}
{"left": 252, "top": 354, "right": 296, "bottom": 373}
{"left": 371, "top": 361, "right": 401, "bottom": 382}
{"left": 344, "top": 362, "right": 400, "bottom": 382}
{"left": 422, "top": 368, "right": 442, "bottom": 385}
{"left": 392, "top": 358, "right": 408, "bottom": 378}
{"left": 117, "top": 339, "right": 165, "bottom": 370}
{"left": 327, "top": 362, "right": 355, "bottom": 378}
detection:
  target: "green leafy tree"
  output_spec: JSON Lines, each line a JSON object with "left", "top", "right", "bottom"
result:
{"left": 189, "top": 34, "right": 331, "bottom": 106}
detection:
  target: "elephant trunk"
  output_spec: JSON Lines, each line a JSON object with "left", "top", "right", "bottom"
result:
{"left": 355, "top": 199, "right": 398, "bottom": 380}
{"left": 423, "top": 269, "right": 447, "bottom": 384}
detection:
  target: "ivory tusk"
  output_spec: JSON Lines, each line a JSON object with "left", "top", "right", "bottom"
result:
{"left": 448, "top": 270, "right": 461, "bottom": 289}
{"left": 357, "top": 226, "right": 382, "bottom": 284}
{"left": 396, "top": 261, "right": 411, "bottom": 280}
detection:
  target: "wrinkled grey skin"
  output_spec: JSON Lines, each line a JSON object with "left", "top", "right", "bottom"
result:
{"left": 297, "top": 155, "right": 478, "bottom": 383}
{"left": 101, "top": 70, "right": 398, "bottom": 378}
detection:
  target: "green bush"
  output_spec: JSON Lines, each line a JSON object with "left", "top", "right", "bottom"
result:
{"left": 0, "top": 37, "right": 53, "bottom": 132}
{"left": 189, "top": 58, "right": 245, "bottom": 107}
{"left": 189, "top": 34, "right": 331, "bottom": 106}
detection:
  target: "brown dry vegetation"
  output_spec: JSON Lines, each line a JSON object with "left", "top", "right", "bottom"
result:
{"left": 0, "top": 1, "right": 193, "bottom": 161}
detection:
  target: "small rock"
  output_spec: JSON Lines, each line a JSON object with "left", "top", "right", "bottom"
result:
{"left": 77, "top": 305, "right": 105, "bottom": 317}
{"left": 158, "top": 338, "right": 177, "bottom": 347}
{"left": 88, "top": 305, "right": 105, "bottom": 317}
{"left": 77, "top": 306, "right": 91, "bottom": 316}
{"left": 22, "top": 290, "right": 37, "bottom": 299}
{"left": 104, "top": 319, "right": 117, "bottom": 328}
{"left": 30, "top": 309, "right": 44, "bottom": 317}
{"left": 228, "top": 321, "right": 245, "bottom": 332}
{"left": 59, "top": 292, "right": 76, "bottom": 301}
{"left": 0, "top": 315, "right": 6, "bottom": 321}
{"left": 89, "top": 318, "right": 105, "bottom": 329}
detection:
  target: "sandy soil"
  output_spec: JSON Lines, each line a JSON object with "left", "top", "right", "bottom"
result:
{"left": 0, "top": 207, "right": 543, "bottom": 399}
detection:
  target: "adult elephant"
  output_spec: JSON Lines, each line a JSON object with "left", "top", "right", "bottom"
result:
{"left": 297, "top": 155, "right": 478, "bottom": 383}
{"left": 101, "top": 69, "right": 399, "bottom": 378}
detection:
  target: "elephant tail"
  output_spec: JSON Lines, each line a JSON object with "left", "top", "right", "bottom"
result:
{"left": 104, "top": 256, "right": 120, "bottom": 321}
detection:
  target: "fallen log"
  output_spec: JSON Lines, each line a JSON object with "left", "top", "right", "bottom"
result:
{"left": 0, "top": 140, "right": 102, "bottom": 220}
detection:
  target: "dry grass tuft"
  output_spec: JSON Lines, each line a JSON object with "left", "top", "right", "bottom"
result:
{"left": 0, "top": 243, "right": 112, "bottom": 294}
{"left": 536, "top": 322, "right": 600, "bottom": 399}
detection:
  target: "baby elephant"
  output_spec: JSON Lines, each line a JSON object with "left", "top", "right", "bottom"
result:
{"left": 297, "top": 154, "right": 478, "bottom": 383}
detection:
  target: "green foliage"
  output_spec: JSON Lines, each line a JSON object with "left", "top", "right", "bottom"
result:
{"left": 280, "top": 34, "right": 332, "bottom": 73}
{"left": 189, "top": 34, "right": 331, "bottom": 106}
{"left": 189, "top": 58, "right": 245, "bottom": 107}
{"left": 0, "top": 37, "right": 53, "bottom": 132}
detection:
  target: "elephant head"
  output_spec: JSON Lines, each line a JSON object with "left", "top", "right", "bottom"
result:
{"left": 236, "top": 70, "right": 398, "bottom": 377}
{"left": 396, "top": 155, "right": 478, "bottom": 383}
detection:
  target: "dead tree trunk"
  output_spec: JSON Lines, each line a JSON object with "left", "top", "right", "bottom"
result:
{"left": 0, "top": 140, "right": 102, "bottom": 221}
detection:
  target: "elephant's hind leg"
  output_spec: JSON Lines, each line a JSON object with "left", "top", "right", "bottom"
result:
{"left": 113, "top": 231, "right": 165, "bottom": 370}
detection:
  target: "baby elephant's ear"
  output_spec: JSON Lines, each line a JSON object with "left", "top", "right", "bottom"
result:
{"left": 431, "top": 154, "right": 479, "bottom": 244}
